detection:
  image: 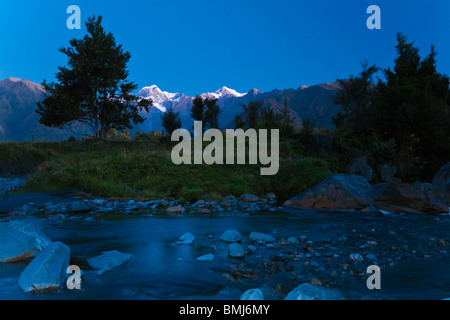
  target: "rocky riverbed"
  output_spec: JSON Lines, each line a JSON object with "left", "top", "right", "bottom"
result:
{"left": 0, "top": 205, "right": 449, "bottom": 300}
{"left": 0, "top": 164, "right": 449, "bottom": 300}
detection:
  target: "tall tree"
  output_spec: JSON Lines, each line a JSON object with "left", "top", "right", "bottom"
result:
{"left": 332, "top": 61, "right": 378, "bottom": 134}
{"left": 243, "top": 101, "right": 261, "bottom": 129}
{"left": 161, "top": 108, "right": 182, "bottom": 135}
{"left": 203, "top": 98, "right": 220, "bottom": 129}
{"left": 37, "top": 15, "right": 151, "bottom": 138}
{"left": 191, "top": 96, "right": 205, "bottom": 122}
{"left": 374, "top": 33, "right": 450, "bottom": 176}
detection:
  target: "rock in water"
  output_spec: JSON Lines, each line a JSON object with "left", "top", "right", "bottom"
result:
{"left": 375, "top": 178, "right": 449, "bottom": 214}
{"left": 196, "top": 253, "right": 215, "bottom": 262}
{"left": 241, "top": 288, "right": 264, "bottom": 300}
{"left": 347, "top": 158, "right": 373, "bottom": 182}
{"left": 433, "top": 162, "right": 450, "bottom": 206}
{"left": 249, "top": 232, "right": 276, "bottom": 243}
{"left": 18, "top": 241, "right": 70, "bottom": 292}
{"left": 220, "top": 229, "right": 242, "bottom": 243}
{"left": 283, "top": 174, "right": 373, "bottom": 210}
{"left": 0, "top": 221, "right": 52, "bottom": 263}
{"left": 87, "top": 250, "right": 133, "bottom": 275}
{"left": 284, "top": 283, "right": 344, "bottom": 300}
{"left": 228, "top": 243, "right": 245, "bottom": 258}
{"left": 177, "top": 232, "right": 195, "bottom": 244}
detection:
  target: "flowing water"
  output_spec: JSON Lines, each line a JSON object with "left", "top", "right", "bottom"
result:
{"left": 0, "top": 209, "right": 449, "bottom": 300}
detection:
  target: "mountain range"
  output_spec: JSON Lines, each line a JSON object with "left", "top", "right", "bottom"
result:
{"left": 0, "top": 78, "right": 342, "bottom": 141}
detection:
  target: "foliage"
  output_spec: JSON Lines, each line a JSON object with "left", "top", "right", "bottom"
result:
{"left": 332, "top": 33, "right": 450, "bottom": 181}
{"left": 4, "top": 140, "right": 327, "bottom": 203}
{"left": 36, "top": 16, "right": 151, "bottom": 138}
{"left": 161, "top": 109, "right": 182, "bottom": 135}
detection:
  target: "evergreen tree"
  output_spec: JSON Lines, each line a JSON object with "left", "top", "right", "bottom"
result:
{"left": 203, "top": 98, "right": 220, "bottom": 129}
{"left": 161, "top": 108, "right": 182, "bottom": 135}
{"left": 37, "top": 16, "right": 151, "bottom": 138}
{"left": 332, "top": 61, "right": 378, "bottom": 134}
{"left": 191, "top": 96, "right": 205, "bottom": 122}
{"left": 374, "top": 33, "right": 450, "bottom": 177}
{"left": 243, "top": 101, "right": 261, "bottom": 129}
{"left": 234, "top": 115, "right": 245, "bottom": 129}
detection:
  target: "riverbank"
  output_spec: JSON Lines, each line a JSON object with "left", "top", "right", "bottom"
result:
{"left": 0, "top": 140, "right": 328, "bottom": 203}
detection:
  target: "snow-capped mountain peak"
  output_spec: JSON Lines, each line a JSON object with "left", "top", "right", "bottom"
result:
{"left": 200, "top": 86, "right": 246, "bottom": 100}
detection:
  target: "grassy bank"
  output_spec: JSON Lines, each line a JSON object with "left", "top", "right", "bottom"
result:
{"left": 0, "top": 139, "right": 330, "bottom": 203}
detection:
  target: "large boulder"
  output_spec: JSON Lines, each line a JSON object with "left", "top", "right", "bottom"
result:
{"left": 18, "top": 241, "right": 70, "bottom": 292}
{"left": 378, "top": 163, "right": 397, "bottom": 182}
{"left": 374, "top": 178, "right": 449, "bottom": 214}
{"left": 284, "top": 283, "right": 344, "bottom": 300}
{"left": 433, "top": 162, "right": 450, "bottom": 206}
{"left": 0, "top": 221, "right": 52, "bottom": 263}
{"left": 347, "top": 158, "right": 373, "bottom": 181}
{"left": 283, "top": 174, "right": 373, "bottom": 210}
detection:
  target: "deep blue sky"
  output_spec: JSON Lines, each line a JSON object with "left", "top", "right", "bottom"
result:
{"left": 0, "top": 0, "right": 448, "bottom": 96}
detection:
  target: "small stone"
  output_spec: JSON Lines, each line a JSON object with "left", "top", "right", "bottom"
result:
{"left": 220, "top": 229, "right": 242, "bottom": 243}
{"left": 240, "top": 288, "right": 264, "bottom": 300}
{"left": 177, "top": 232, "right": 194, "bottom": 245}
{"left": 249, "top": 232, "right": 276, "bottom": 243}
{"left": 197, "top": 253, "right": 214, "bottom": 262}
{"left": 228, "top": 243, "right": 245, "bottom": 258}
{"left": 365, "top": 254, "right": 378, "bottom": 261}
{"left": 240, "top": 194, "right": 259, "bottom": 203}
{"left": 166, "top": 206, "right": 186, "bottom": 216}
{"left": 287, "top": 237, "right": 299, "bottom": 244}
{"left": 349, "top": 253, "right": 364, "bottom": 262}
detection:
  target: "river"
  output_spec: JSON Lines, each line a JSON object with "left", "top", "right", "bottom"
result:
{"left": 0, "top": 207, "right": 449, "bottom": 300}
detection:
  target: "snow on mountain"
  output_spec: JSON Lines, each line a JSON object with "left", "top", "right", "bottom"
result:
{"left": 200, "top": 86, "right": 246, "bottom": 100}
{"left": 134, "top": 82, "right": 341, "bottom": 133}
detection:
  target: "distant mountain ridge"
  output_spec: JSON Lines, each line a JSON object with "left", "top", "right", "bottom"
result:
{"left": 0, "top": 78, "right": 342, "bottom": 141}
{"left": 135, "top": 82, "right": 341, "bottom": 133}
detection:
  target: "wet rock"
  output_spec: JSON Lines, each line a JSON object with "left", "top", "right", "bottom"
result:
{"left": 197, "top": 208, "right": 212, "bottom": 214}
{"left": 177, "top": 232, "right": 195, "bottom": 245}
{"left": 283, "top": 174, "right": 373, "bottom": 210}
{"left": 240, "top": 288, "right": 264, "bottom": 300}
{"left": 66, "top": 201, "right": 93, "bottom": 213}
{"left": 228, "top": 243, "right": 245, "bottom": 258}
{"left": 0, "top": 178, "right": 26, "bottom": 197}
{"left": 347, "top": 158, "right": 373, "bottom": 182}
{"left": 287, "top": 237, "right": 299, "bottom": 244}
{"left": 374, "top": 178, "right": 449, "bottom": 214}
{"left": 365, "top": 254, "right": 378, "bottom": 261}
{"left": 360, "top": 206, "right": 381, "bottom": 215}
{"left": 284, "top": 283, "right": 344, "bottom": 300}
{"left": 379, "top": 163, "right": 397, "bottom": 182}
{"left": 433, "top": 162, "right": 450, "bottom": 205}
{"left": 192, "top": 200, "right": 206, "bottom": 207}
{"left": 220, "top": 229, "right": 242, "bottom": 243}
{"left": 249, "top": 232, "right": 276, "bottom": 243}
{"left": 265, "top": 193, "right": 277, "bottom": 201}
{"left": 349, "top": 253, "right": 364, "bottom": 262}
{"left": 196, "top": 253, "right": 214, "bottom": 262}
{"left": 18, "top": 241, "right": 70, "bottom": 292}
{"left": 166, "top": 206, "right": 186, "bottom": 216}
{"left": 0, "top": 221, "right": 52, "bottom": 263}
{"left": 87, "top": 250, "right": 133, "bottom": 275}
{"left": 240, "top": 194, "right": 259, "bottom": 203}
